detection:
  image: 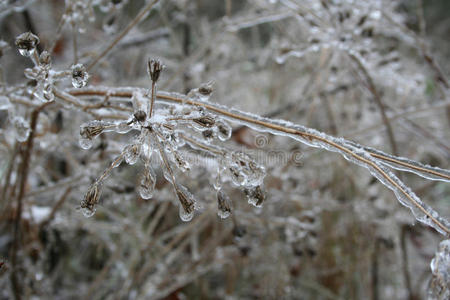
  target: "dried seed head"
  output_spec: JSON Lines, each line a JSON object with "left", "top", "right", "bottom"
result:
{"left": 134, "top": 110, "right": 147, "bottom": 122}
{"left": 80, "top": 184, "right": 101, "bottom": 217}
{"left": 193, "top": 116, "right": 215, "bottom": 128}
{"left": 15, "top": 32, "right": 40, "bottom": 57}
{"left": 147, "top": 59, "right": 163, "bottom": 83}
{"left": 217, "top": 189, "right": 231, "bottom": 219}
{"left": 244, "top": 185, "right": 265, "bottom": 207}
{"left": 39, "top": 50, "right": 51, "bottom": 66}
{"left": 71, "top": 64, "right": 88, "bottom": 88}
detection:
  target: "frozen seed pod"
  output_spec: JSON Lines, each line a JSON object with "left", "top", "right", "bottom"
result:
{"left": 12, "top": 116, "right": 31, "bottom": 142}
{"left": 147, "top": 59, "right": 164, "bottom": 83}
{"left": 216, "top": 120, "right": 232, "bottom": 141}
{"left": 71, "top": 64, "right": 89, "bottom": 88}
{"left": 192, "top": 115, "right": 215, "bottom": 130}
{"left": 139, "top": 167, "right": 156, "bottom": 199}
{"left": 176, "top": 185, "right": 196, "bottom": 222}
{"left": 202, "top": 129, "right": 215, "bottom": 143}
{"left": 80, "top": 184, "right": 101, "bottom": 217}
{"left": 124, "top": 144, "right": 141, "bottom": 165}
{"left": 15, "top": 32, "right": 39, "bottom": 57}
{"left": 244, "top": 185, "right": 265, "bottom": 207}
{"left": 39, "top": 51, "right": 51, "bottom": 66}
{"left": 217, "top": 189, "right": 231, "bottom": 219}
{"left": 133, "top": 110, "right": 147, "bottom": 123}
{"left": 79, "top": 121, "right": 109, "bottom": 149}
{"left": 198, "top": 81, "right": 214, "bottom": 97}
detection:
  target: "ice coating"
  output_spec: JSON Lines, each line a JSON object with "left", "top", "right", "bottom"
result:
{"left": 155, "top": 90, "right": 450, "bottom": 235}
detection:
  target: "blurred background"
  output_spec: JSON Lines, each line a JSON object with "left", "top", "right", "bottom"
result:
{"left": 0, "top": 0, "right": 449, "bottom": 299}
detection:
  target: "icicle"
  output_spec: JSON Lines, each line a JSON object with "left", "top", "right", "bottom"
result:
{"left": 139, "top": 167, "right": 156, "bottom": 199}
{"left": 217, "top": 189, "right": 231, "bottom": 219}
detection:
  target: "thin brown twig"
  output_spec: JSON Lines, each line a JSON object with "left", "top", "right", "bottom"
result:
{"left": 10, "top": 100, "right": 53, "bottom": 300}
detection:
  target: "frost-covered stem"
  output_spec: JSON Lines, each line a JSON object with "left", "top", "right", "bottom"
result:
{"left": 180, "top": 133, "right": 224, "bottom": 156}
{"left": 157, "top": 94, "right": 450, "bottom": 235}
{"left": 96, "top": 152, "right": 126, "bottom": 183}
{"left": 152, "top": 130, "right": 176, "bottom": 184}
{"left": 149, "top": 81, "right": 156, "bottom": 118}
{"left": 87, "top": 0, "right": 160, "bottom": 72}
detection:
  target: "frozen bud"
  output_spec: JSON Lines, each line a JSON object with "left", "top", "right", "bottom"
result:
{"left": 134, "top": 110, "right": 147, "bottom": 122}
{"left": 216, "top": 120, "right": 232, "bottom": 141}
{"left": 39, "top": 50, "right": 51, "bottom": 66}
{"left": 147, "top": 59, "right": 163, "bottom": 83}
{"left": 202, "top": 129, "right": 215, "bottom": 142}
{"left": 124, "top": 144, "right": 141, "bottom": 165}
{"left": 139, "top": 167, "right": 156, "bottom": 199}
{"left": 198, "top": 81, "right": 214, "bottom": 96}
{"left": 176, "top": 185, "right": 196, "bottom": 222}
{"left": 217, "top": 189, "right": 231, "bottom": 219}
{"left": 244, "top": 185, "right": 265, "bottom": 207}
{"left": 193, "top": 115, "right": 215, "bottom": 128}
{"left": 172, "top": 151, "right": 190, "bottom": 172}
{"left": 71, "top": 64, "right": 89, "bottom": 88}
{"left": 80, "top": 184, "right": 101, "bottom": 217}
{"left": 15, "top": 32, "right": 40, "bottom": 57}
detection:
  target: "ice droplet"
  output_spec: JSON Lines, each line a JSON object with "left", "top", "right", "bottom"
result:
{"left": 81, "top": 206, "right": 96, "bottom": 218}
{"left": 43, "top": 83, "right": 54, "bottom": 102}
{"left": 176, "top": 184, "right": 196, "bottom": 222}
{"left": 115, "top": 121, "right": 132, "bottom": 134}
{"left": 12, "top": 117, "right": 31, "bottom": 142}
{"left": 216, "top": 119, "right": 232, "bottom": 141}
{"left": 15, "top": 32, "right": 39, "bottom": 57}
{"left": 124, "top": 144, "right": 141, "bottom": 165}
{"left": 79, "top": 137, "right": 93, "bottom": 149}
{"left": 179, "top": 204, "right": 194, "bottom": 222}
{"left": 71, "top": 64, "right": 89, "bottom": 88}
{"left": 139, "top": 167, "right": 156, "bottom": 199}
